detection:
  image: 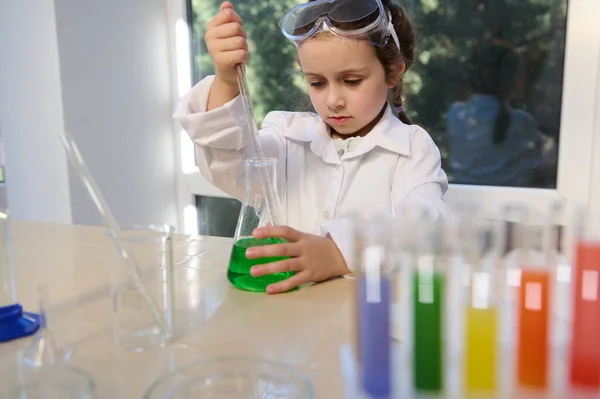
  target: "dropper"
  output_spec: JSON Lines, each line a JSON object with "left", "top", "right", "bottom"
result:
{"left": 235, "top": 64, "right": 284, "bottom": 225}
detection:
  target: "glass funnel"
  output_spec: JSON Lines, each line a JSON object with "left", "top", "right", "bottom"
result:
{"left": 23, "top": 284, "right": 74, "bottom": 367}
{"left": 227, "top": 157, "right": 293, "bottom": 292}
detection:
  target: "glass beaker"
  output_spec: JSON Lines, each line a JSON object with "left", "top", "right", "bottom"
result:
{"left": 108, "top": 224, "right": 174, "bottom": 352}
{"left": 227, "top": 157, "right": 293, "bottom": 292}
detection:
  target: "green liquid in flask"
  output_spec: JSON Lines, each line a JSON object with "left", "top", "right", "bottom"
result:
{"left": 227, "top": 237, "right": 295, "bottom": 292}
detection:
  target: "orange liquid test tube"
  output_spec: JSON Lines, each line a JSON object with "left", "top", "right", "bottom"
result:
{"left": 517, "top": 268, "right": 550, "bottom": 389}
{"left": 570, "top": 241, "right": 600, "bottom": 388}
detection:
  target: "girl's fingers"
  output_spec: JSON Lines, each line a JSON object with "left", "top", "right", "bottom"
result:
{"left": 246, "top": 242, "right": 298, "bottom": 259}
{"left": 212, "top": 49, "right": 248, "bottom": 67}
{"left": 266, "top": 272, "right": 311, "bottom": 294}
{"left": 253, "top": 225, "right": 303, "bottom": 242}
{"left": 208, "top": 5, "right": 243, "bottom": 28}
{"left": 220, "top": 1, "right": 233, "bottom": 11}
{"left": 210, "top": 36, "right": 248, "bottom": 53}
{"left": 250, "top": 257, "right": 300, "bottom": 277}
{"left": 211, "top": 22, "right": 247, "bottom": 39}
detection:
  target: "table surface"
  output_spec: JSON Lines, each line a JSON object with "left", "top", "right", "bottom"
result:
{"left": 0, "top": 221, "right": 355, "bottom": 398}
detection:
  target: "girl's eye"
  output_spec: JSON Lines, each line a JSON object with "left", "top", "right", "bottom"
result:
{"left": 345, "top": 79, "right": 362, "bottom": 86}
{"left": 309, "top": 81, "right": 325, "bottom": 88}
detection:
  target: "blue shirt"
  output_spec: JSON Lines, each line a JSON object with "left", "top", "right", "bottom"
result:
{"left": 446, "top": 94, "right": 555, "bottom": 187}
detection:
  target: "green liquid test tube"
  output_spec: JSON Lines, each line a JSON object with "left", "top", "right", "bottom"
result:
{"left": 413, "top": 270, "right": 444, "bottom": 392}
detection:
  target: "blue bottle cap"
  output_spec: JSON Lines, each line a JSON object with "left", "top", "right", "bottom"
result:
{"left": 0, "top": 303, "right": 40, "bottom": 343}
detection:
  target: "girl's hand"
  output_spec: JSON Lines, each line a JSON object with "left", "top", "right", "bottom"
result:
{"left": 205, "top": 2, "right": 248, "bottom": 87}
{"left": 246, "top": 226, "right": 351, "bottom": 294}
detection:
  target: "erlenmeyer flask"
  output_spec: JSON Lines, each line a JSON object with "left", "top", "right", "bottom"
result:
{"left": 227, "top": 157, "right": 294, "bottom": 292}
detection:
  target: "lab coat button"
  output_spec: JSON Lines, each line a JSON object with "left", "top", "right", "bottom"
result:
{"left": 323, "top": 210, "right": 331, "bottom": 220}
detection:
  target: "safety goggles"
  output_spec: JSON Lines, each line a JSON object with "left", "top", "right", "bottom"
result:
{"left": 279, "top": 0, "right": 401, "bottom": 51}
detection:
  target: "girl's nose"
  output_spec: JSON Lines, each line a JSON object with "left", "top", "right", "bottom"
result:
{"left": 325, "top": 86, "right": 345, "bottom": 110}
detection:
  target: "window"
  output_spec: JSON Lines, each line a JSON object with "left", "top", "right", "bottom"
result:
{"left": 189, "top": 0, "right": 306, "bottom": 124}
{"left": 174, "top": 0, "right": 599, "bottom": 233}
{"left": 195, "top": 195, "right": 241, "bottom": 237}
{"left": 404, "top": 0, "right": 566, "bottom": 189}
{"left": 189, "top": 0, "right": 566, "bottom": 189}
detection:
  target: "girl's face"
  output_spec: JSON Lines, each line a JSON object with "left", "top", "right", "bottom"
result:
{"left": 297, "top": 34, "right": 395, "bottom": 138}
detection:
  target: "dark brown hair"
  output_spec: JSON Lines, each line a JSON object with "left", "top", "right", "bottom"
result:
{"left": 303, "top": 0, "right": 416, "bottom": 124}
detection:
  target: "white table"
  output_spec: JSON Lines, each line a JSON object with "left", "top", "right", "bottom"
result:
{"left": 0, "top": 221, "right": 354, "bottom": 398}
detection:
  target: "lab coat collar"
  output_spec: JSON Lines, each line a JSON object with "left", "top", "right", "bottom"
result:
{"left": 279, "top": 105, "right": 412, "bottom": 163}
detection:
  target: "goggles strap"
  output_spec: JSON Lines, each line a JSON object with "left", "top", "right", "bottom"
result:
{"left": 386, "top": 10, "right": 401, "bottom": 53}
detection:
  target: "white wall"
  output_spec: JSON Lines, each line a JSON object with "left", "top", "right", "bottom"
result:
{"left": 55, "top": 0, "right": 178, "bottom": 227}
{"left": 0, "top": 0, "right": 179, "bottom": 228}
{"left": 0, "top": 0, "right": 72, "bottom": 224}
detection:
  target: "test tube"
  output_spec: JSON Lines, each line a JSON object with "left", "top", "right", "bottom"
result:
{"left": 463, "top": 218, "right": 500, "bottom": 394}
{"left": 502, "top": 204, "right": 529, "bottom": 287}
{"left": 498, "top": 203, "right": 529, "bottom": 352}
{"left": 516, "top": 222, "right": 553, "bottom": 390}
{"left": 569, "top": 209, "right": 600, "bottom": 389}
{"left": 412, "top": 208, "right": 445, "bottom": 393}
{"left": 356, "top": 215, "right": 392, "bottom": 397}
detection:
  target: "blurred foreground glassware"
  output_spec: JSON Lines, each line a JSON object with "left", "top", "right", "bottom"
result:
{"left": 143, "top": 356, "right": 313, "bottom": 399}
{"left": 23, "top": 284, "right": 74, "bottom": 367}
{"left": 60, "top": 130, "right": 173, "bottom": 349}
{"left": 7, "top": 364, "right": 95, "bottom": 399}
{"left": 461, "top": 217, "right": 501, "bottom": 396}
{"left": 0, "top": 125, "right": 39, "bottom": 342}
{"left": 515, "top": 221, "right": 554, "bottom": 391}
{"left": 411, "top": 206, "right": 447, "bottom": 394}
{"left": 108, "top": 224, "right": 175, "bottom": 352}
{"left": 355, "top": 214, "right": 394, "bottom": 397}
{"left": 569, "top": 207, "right": 600, "bottom": 391}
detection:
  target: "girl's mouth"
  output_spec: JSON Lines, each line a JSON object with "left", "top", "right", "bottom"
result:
{"left": 329, "top": 116, "right": 352, "bottom": 125}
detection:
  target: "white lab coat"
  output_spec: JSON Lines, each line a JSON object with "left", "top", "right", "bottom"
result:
{"left": 174, "top": 75, "right": 450, "bottom": 272}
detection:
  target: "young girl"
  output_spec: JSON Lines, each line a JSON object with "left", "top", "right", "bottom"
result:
{"left": 174, "top": 0, "right": 450, "bottom": 294}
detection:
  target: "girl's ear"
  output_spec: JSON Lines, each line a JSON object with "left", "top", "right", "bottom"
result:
{"left": 388, "top": 59, "right": 406, "bottom": 88}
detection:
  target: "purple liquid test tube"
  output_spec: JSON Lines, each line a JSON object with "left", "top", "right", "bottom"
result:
{"left": 358, "top": 273, "right": 391, "bottom": 397}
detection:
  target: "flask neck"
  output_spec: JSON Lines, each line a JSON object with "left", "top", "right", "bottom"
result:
{"left": 244, "top": 160, "right": 277, "bottom": 209}
{"left": 233, "top": 158, "right": 286, "bottom": 240}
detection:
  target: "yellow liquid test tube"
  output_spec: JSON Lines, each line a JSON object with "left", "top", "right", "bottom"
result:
{"left": 464, "top": 306, "right": 497, "bottom": 392}
{"left": 454, "top": 206, "right": 504, "bottom": 395}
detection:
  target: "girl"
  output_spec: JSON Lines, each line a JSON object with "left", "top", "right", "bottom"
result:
{"left": 174, "top": 0, "right": 450, "bottom": 294}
